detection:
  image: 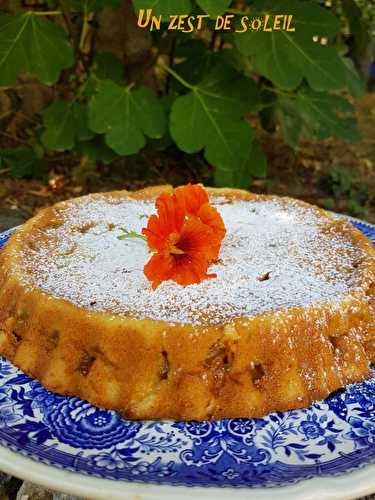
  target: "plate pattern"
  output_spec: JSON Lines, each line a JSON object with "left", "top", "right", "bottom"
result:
{"left": 0, "top": 221, "right": 374, "bottom": 489}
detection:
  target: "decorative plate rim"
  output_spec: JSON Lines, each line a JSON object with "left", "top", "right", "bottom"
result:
{"left": 0, "top": 442, "right": 374, "bottom": 500}
{"left": 0, "top": 215, "right": 374, "bottom": 500}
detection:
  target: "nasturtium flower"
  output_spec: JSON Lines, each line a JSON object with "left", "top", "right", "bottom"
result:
{"left": 142, "top": 184, "right": 226, "bottom": 289}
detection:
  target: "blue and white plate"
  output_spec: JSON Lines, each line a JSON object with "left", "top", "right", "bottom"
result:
{"left": 0, "top": 218, "right": 374, "bottom": 500}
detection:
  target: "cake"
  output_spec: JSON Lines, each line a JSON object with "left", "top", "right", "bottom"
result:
{"left": 0, "top": 186, "right": 374, "bottom": 421}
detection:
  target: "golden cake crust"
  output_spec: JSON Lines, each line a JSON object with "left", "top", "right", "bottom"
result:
{"left": 0, "top": 186, "right": 375, "bottom": 420}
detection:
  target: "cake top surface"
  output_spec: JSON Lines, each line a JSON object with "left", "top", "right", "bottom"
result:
{"left": 18, "top": 193, "right": 372, "bottom": 325}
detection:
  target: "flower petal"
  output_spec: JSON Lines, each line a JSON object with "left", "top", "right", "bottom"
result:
{"left": 174, "top": 183, "right": 209, "bottom": 216}
{"left": 197, "top": 203, "right": 226, "bottom": 260}
{"left": 143, "top": 252, "right": 175, "bottom": 290}
{"left": 172, "top": 253, "right": 216, "bottom": 287}
{"left": 156, "top": 192, "right": 185, "bottom": 233}
{"left": 178, "top": 216, "right": 218, "bottom": 259}
{"left": 142, "top": 192, "right": 185, "bottom": 252}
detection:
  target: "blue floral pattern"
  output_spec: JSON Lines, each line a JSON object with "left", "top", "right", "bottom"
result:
{"left": 0, "top": 221, "right": 375, "bottom": 488}
{"left": 43, "top": 398, "right": 141, "bottom": 449}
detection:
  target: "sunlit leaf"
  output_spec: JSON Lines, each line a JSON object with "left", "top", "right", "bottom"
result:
{"left": 88, "top": 80, "right": 167, "bottom": 155}
{"left": 214, "top": 141, "right": 267, "bottom": 188}
{"left": 170, "top": 65, "right": 262, "bottom": 186}
{"left": 0, "top": 12, "right": 73, "bottom": 86}
{"left": 278, "top": 87, "right": 360, "bottom": 147}
{"left": 234, "top": 0, "right": 345, "bottom": 91}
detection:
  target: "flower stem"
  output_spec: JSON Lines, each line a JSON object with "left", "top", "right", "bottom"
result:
{"left": 33, "top": 10, "right": 62, "bottom": 15}
{"left": 126, "top": 82, "right": 136, "bottom": 91}
{"left": 157, "top": 62, "right": 194, "bottom": 90}
{"left": 262, "top": 85, "right": 293, "bottom": 98}
{"left": 79, "top": 9, "right": 90, "bottom": 54}
{"left": 117, "top": 231, "right": 147, "bottom": 242}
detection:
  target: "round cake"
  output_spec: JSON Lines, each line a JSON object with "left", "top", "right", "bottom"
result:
{"left": 0, "top": 186, "right": 374, "bottom": 420}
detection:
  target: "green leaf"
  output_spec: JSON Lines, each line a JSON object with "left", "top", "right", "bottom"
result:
{"left": 296, "top": 89, "right": 360, "bottom": 143}
{"left": 85, "top": 53, "right": 125, "bottom": 98}
{"left": 221, "top": 48, "right": 254, "bottom": 79}
{"left": 196, "top": 0, "right": 232, "bottom": 17}
{"left": 92, "top": 52, "right": 124, "bottom": 84}
{"left": 173, "top": 39, "right": 211, "bottom": 86}
{"left": 278, "top": 87, "right": 360, "bottom": 146}
{"left": 170, "top": 65, "right": 259, "bottom": 179}
{"left": 74, "top": 103, "right": 95, "bottom": 142}
{"left": 75, "top": 136, "right": 116, "bottom": 164}
{"left": 277, "top": 98, "right": 305, "bottom": 148}
{"left": 341, "top": 0, "right": 371, "bottom": 58}
{"left": 41, "top": 100, "right": 94, "bottom": 152}
{"left": 67, "top": 0, "right": 121, "bottom": 11}
{"left": 88, "top": 80, "right": 167, "bottom": 155}
{"left": 133, "top": 0, "right": 192, "bottom": 19}
{"left": 246, "top": 142, "right": 267, "bottom": 178}
{"left": 255, "top": 0, "right": 340, "bottom": 39}
{"left": 0, "top": 148, "right": 47, "bottom": 179}
{"left": 342, "top": 57, "right": 366, "bottom": 98}
{"left": 214, "top": 141, "right": 267, "bottom": 188}
{"left": 234, "top": 0, "right": 346, "bottom": 91}
{"left": 0, "top": 12, "right": 74, "bottom": 86}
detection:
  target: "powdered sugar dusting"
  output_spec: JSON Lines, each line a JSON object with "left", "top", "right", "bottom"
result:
{"left": 20, "top": 195, "right": 370, "bottom": 325}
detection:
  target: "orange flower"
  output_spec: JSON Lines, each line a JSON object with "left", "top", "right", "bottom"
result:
{"left": 175, "top": 184, "right": 226, "bottom": 261}
{"left": 142, "top": 184, "right": 226, "bottom": 289}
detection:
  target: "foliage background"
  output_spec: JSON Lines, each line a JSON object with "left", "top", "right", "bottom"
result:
{"left": 0, "top": 0, "right": 374, "bottom": 222}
